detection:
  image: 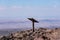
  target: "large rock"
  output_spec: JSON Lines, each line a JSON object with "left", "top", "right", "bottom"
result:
{"left": 0, "top": 28, "right": 60, "bottom": 40}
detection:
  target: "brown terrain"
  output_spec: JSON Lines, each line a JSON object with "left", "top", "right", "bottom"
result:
{"left": 0, "top": 28, "right": 60, "bottom": 40}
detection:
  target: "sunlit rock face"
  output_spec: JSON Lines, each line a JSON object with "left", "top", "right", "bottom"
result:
{"left": 0, "top": 28, "right": 60, "bottom": 40}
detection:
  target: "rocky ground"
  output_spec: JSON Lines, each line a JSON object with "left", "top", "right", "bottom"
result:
{"left": 0, "top": 28, "right": 60, "bottom": 40}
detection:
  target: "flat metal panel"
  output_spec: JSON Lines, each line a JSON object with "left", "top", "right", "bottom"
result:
{"left": 28, "top": 18, "right": 39, "bottom": 23}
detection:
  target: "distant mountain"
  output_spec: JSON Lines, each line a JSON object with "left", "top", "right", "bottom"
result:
{"left": 0, "top": 19, "right": 60, "bottom": 24}
{"left": 0, "top": 28, "right": 24, "bottom": 36}
{"left": 0, "top": 19, "right": 60, "bottom": 31}
{"left": 39, "top": 19, "right": 60, "bottom": 22}
{"left": 0, "top": 28, "right": 31, "bottom": 35}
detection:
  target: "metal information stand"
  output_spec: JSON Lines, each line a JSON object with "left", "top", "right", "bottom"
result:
{"left": 28, "top": 18, "right": 39, "bottom": 32}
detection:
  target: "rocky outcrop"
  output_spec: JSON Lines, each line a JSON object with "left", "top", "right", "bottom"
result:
{"left": 0, "top": 28, "right": 60, "bottom": 40}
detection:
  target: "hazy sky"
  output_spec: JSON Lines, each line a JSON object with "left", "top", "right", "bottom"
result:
{"left": 0, "top": 0, "right": 60, "bottom": 19}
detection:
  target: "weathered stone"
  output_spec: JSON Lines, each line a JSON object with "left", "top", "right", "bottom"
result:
{"left": 0, "top": 28, "right": 60, "bottom": 40}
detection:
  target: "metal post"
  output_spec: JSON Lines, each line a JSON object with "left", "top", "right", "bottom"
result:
{"left": 32, "top": 21, "right": 34, "bottom": 32}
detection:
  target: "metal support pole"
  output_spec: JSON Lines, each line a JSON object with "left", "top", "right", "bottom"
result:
{"left": 32, "top": 21, "right": 34, "bottom": 32}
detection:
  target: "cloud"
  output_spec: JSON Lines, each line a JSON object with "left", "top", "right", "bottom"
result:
{"left": 0, "top": 6, "right": 6, "bottom": 10}
{"left": 11, "top": 6, "right": 22, "bottom": 9}
{"left": 0, "top": 5, "right": 60, "bottom": 19}
{"left": 0, "top": 5, "right": 60, "bottom": 12}
{"left": 51, "top": 0, "right": 59, "bottom": 8}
